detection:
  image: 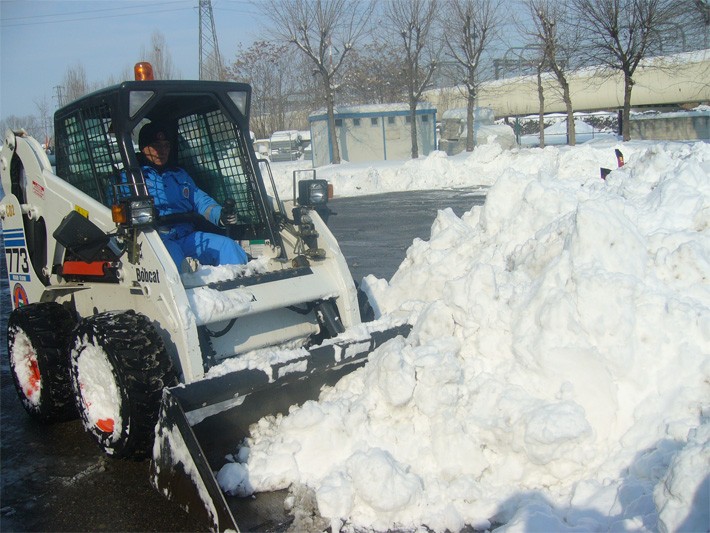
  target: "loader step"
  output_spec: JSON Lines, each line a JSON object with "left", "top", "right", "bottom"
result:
{"left": 207, "top": 265, "right": 313, "bottom": 291}
{"left": 186, "top": 266, "right": 337, "bottom": 327}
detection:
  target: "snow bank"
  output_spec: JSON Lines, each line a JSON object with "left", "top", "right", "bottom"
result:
{"left": 221, "top": 141, "right": 710, "bottom": 532}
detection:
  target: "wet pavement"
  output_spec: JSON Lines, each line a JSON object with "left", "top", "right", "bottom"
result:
{"left": 326, "top": 187, "right": 487, "bottom": 282}
{"left": 0, "top": 187, "right": 485, "bottom": 532}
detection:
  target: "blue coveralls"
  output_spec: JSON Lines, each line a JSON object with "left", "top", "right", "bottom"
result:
{"left": 141, "top": 165, "right": 248, "bottom": 268}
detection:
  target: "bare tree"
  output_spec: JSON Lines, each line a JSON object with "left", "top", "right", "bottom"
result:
{"left": 141, "top": 30, "right": 180, "bottom": 80}
{"left": 572, "top": 0, "right": 682, "bottom": 141}
{"left": 524, "top": 0, "right": 581, "bottom": 145}
{"left": 696, "top": 0, "right": 710, "bottom": 25}
{"left": 679, "top": 0, "right": 710, "bottom": 48}
{"left": 342, "top": 39, "right": 409, "bottom": 105}
{"left": 266, "top": 0, "right": 375, "bottom": 164}
{"left": 696, "top": 0, "right": 710, "bottom": 47}
{"left": 34, "top": 97, "right": 53, "bottom": 149}
{"left": 441, "top": 0, "right": 500, "bottom": 152}
{"left": 105, "top": 66, "right": 135, "bottom": 86}
{"left": 291, "top": 49, "right": 328, "bottom": 112}
{"left": 227, "top": 40, "right": 302, "bottom": 138}
{"left": 0, "top": 115, "right": 41, "bottom": 140}
{"left": 386, "top": 0, "right": 440, "bottom": 159}
{"left": 62, "top": 63, "right": 89, "bottom": 104}
{"left": 537, "top": 61, "right": 546, "bottom": 147}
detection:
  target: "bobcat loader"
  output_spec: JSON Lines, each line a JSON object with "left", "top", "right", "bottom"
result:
{"left": 0, "top": 65, "right": 408, "bottom": 531}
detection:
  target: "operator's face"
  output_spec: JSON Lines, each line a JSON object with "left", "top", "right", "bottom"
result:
{"left": 142, "top": 133, "right": 171, "bottom": 167}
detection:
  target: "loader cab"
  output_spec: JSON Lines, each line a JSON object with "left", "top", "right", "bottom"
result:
{"left": 53, "top": 80, "right": 283, "bottom": 253}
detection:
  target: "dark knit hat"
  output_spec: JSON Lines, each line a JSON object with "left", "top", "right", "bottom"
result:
{"left": 138, "top": 122, "right": 170, "bottom": 150}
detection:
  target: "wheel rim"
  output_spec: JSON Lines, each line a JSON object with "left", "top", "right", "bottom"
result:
{"left": 10, "top": 329, "right": 42, "bottom": 405}
{"left": 75, "top": 344, "right": 122, "bottom": 439}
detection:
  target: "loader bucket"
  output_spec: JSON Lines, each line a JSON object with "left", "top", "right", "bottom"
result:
{"left": 150, "top": 324, "right": 411, "bottom": 532}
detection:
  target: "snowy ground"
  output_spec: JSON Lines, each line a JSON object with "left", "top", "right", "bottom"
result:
{"left": 519, "top": 118, "right": 618, "bottom": 147}
{"left": 221, "top": 140, "right": 709, "bottom": 532}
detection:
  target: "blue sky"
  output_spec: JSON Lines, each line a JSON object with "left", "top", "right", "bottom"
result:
{"left": 0, "top": 0, "right": 266, "bottom": 120}
{"left": 1, "top": 0, "right": 527, "bottom": 123}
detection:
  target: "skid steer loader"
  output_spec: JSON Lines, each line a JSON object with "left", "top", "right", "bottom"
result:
{"left": 0, "top": 66, "right": 408, "bottom": 531}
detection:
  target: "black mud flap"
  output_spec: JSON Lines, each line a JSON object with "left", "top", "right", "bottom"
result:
{"left": 150, "top": 324, "right": 411, "bottom": 532}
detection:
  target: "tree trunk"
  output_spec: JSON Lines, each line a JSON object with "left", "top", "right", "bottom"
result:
{"left": 622, "top": 74, "right": 633, "bottom": 141}
{"left": 562, "top": 78, "right": 575, "bottom": 146}
{"left": 324, "top": 77, "right": 341, "bottom": 164}
{"left": 537, "top": 66, "right": 545, "bottom": 148}
{"left": 409, "top": 98, "right": 419, "bottom": 159}
{"left": 466, "top": 89, "right": 475, "bottom": 152}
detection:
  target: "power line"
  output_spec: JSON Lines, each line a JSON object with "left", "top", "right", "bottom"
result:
{"left": 212, "top": 5, "right": 261, "bottom": 15}
{"left": 0, "top": 1, "right": 189, "bottom": 22}
{"left": 0, "top": 5, "right": 195, "bottom": 28}
{"left": 211, "top": 0, "right": 261, "bottom": 17}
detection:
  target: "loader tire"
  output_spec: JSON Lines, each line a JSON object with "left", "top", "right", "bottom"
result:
{"left": 7, "top": 302, "right": 77, "bottom": 423}
{"left": 69, "top": 311, "right": 178, "bottom": 460}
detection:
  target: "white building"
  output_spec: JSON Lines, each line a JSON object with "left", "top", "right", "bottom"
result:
{"left": 309, "top": 104, "right": 437, "bottom": 167}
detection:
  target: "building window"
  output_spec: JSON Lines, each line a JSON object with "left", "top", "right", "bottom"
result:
{"left": 335, "top": 118, "right": 343, "bottom": 127}
{"left": 388, "top": 116, "right": 396, "bottom": 125}
{"left": 405, "top": 116, "right": 412, "bottom": 124}
{"left": 371, "top": 117, "right": 379, "bottom": 126}
{"left": 353, "top": 118, "right": 361, "bottom": 127}
{"left": 421, "top": 115, "right": 429, "bottom": 122}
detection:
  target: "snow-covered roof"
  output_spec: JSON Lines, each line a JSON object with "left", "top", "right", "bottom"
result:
{"left": 270, "top": 130, "right": 301, "bottom": 141}
{"left": 631, "top": 106, "right": 710, "bottom": 120}
{"left": 309, "top": 102, "right": 436, "bottom": 120}
{"left": 441, "top": 107, "right": 496, "bottom": 123}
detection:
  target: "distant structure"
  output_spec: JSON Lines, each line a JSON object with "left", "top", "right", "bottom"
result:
{"left": 309, "top": 104, "right": 438, "bottom": 166}
{"left": 198, "top": 0, "right": 224, "bottom": 81}
{"left": 426, "top": 50, "right": 710, "bottom": 117}
{"left": 53, "top": 85, "right": 66, "bottom": 108}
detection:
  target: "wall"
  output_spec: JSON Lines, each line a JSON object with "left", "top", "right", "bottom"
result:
{"left": 425, "top": 50, "right": 710, "bottom": 117}
{"left": 629, "top": 110, "right": 710, "bottom": 141}
{"left": 310, "top": 105, "right": 437, "bottom": 166}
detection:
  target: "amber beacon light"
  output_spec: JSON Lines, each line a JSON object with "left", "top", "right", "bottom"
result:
{"left": 134, "top": 62, "right": 154, "bottom": 81}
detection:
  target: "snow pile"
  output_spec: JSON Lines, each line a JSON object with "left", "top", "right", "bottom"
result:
{"left": 545, "top": 118, "right": 595, "bottom": 134}
{"left": 270, "top": 142, "right": 605, "bottom": 199}
{"left": 220, "top": 141, "right": 710, "bottom": 532}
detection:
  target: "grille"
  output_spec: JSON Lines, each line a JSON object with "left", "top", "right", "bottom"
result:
{"left": 177, "top": 111, "right": 263, "bottom": 227}
{"left": 56, "top": 103, "right": 122, "bottom": 206}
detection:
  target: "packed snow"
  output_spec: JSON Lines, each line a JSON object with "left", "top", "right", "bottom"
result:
{"left": 72, "top": 341, "right": 123, "bottom": 440}
{"left": 218, "top": 139, "right": 709, "bottom": 532}
{"left": 7, "top": 328, "right": 42, "bottom": 405}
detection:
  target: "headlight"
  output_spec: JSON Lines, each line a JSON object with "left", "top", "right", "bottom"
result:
{"left": 298, "top": 179, "right": 329, "bottom": 207}
{"left": 129, "top": 198, "right": 154, "bottom": 226}
{"left": 112, "top": 196, "right": 154, "bottom": 227}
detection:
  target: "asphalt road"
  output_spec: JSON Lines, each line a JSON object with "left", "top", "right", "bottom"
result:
{"left": 0, "top": 187, "right": 486, "bottom": 532}
{"left": 326, "top": 187, "right": 487, "bottom": 282}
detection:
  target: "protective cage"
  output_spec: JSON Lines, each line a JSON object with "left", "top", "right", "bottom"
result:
{"left": 176, "top": 110, "right": 265, "bottom": 232}
{"left": 53, "top": 80, "right": 280, "bottom": 246}
{"left": 55, "top": 101, "right": 123, "bottom": 204}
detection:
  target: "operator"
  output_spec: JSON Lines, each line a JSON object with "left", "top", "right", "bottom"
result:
{"left": 137, "top": 121, "right": 248, "bottom": 270}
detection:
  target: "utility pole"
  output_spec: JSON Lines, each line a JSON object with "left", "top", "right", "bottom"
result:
{"left": 54, "top": 85, "right": 65, "bottom": 108}
{"left": 198, "top": 0, "right": 224, "bottom": 80}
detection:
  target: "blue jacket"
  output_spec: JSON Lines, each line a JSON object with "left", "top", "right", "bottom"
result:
{"left": 143, "top": 165, "right": 222, "bottom": 238}
{"left": 115, "top": 165, "right": 223, "bottom": 240}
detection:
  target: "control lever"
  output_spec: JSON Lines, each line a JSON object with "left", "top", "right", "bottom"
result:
{"left": 221, "top": 198, "right": 239, "bottom": 239}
